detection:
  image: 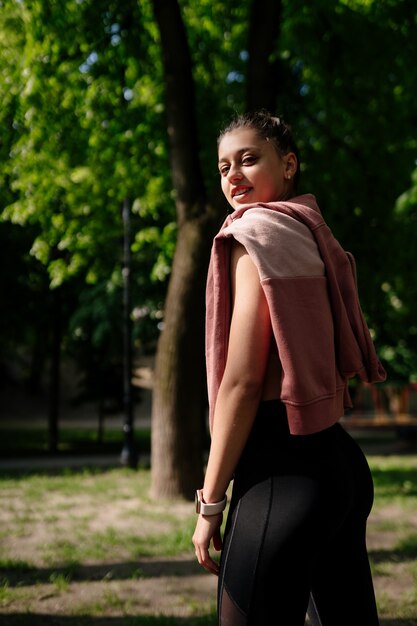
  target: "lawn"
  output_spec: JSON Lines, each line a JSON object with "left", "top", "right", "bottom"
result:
{"left": 0, "top": 453, "right": 416, "bottom": 625}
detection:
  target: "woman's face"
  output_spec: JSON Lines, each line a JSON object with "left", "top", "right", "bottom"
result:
{"left": 218, "top": 128, "right": 296, "bottom": 210}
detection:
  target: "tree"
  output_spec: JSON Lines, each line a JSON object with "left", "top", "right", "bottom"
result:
{"left": 0, "top": 0, "right": 175, "bottom": 447}
{"left": 1, "top": 0, "right": 417, "bottom": 483}
{"left": 150, "top": 0, "right": 217, "bottom": 499}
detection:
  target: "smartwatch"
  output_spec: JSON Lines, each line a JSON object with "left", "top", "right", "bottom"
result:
{"left": 195, "top": 489, "right": 227, "bottom": 515}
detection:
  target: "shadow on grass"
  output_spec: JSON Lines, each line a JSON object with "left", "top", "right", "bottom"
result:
{"left": 0, "top": 559, "right": 206, "bottom": 587}
{"left": 370, "top": 549, "right": 413, "bottom": 565}
{"left": 0, "top": 615, "right": 415, "bottom": 626}
{"left": 0, "top": 615, "right": 216, "bottom": 625}
{"left": 10, "top": 541, "right": 417, "bottom": 586}
{"left": 370, "top": 527, "right": 417, "bottom": 567}
{"left": 379, "top": 622, "right": 417, "bottom": 626}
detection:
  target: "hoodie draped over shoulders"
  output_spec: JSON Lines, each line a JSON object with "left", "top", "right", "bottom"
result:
{"left": 205, "top": 194, "right": 386, "bottom": 435}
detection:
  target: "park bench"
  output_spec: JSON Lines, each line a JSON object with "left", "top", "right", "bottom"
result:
{"left": 341, "top": 382, "right": 417, "bottom": 429}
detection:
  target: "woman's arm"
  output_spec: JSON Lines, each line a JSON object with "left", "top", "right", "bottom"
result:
{"left": 193, "top": 240, "right": 272, "bottom": 574}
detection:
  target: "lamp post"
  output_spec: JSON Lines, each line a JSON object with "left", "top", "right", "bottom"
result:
{"left": 120, "top": 196, "right": 138, "bottom": 468}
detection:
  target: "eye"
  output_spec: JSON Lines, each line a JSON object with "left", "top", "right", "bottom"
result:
{"left": 219, "top": 164, "right": 230, "bottom": 176}
{"left": 242, "top": 154, "right": 257, "bottom": 166}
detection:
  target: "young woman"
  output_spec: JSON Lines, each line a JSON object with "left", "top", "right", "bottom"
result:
{"left": 192, "top": 111, "right": 386, "bottom": 625}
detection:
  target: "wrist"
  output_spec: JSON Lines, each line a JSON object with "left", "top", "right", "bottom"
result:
{"left": 195, "top": 489, "right": 227, "bottom": 515}
{"left": 201, "top": 489, "right": 224, "bottom": 504}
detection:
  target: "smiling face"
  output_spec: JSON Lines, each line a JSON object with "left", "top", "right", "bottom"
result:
{"left": 218, "top": 128, "right": 297, "bottom": 210}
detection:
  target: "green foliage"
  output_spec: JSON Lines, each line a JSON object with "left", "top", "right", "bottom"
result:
{"left": 2, "top": 0, "right": 174, "bottom": 286}
{"left": 384, "top": 166, "right": 417, "bottom": 380}
{"left": 278, "top": 0, "right": 417, "bottom": 380}
{"left": 0, "top": 0, "right": 176, "bottom": 399}
{"left": 0, "top": 0, "right": 417, "bottom": 400}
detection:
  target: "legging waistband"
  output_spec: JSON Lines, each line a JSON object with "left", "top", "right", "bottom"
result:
{"left": 252, "top": 398, "right": 342, "bottom": 443}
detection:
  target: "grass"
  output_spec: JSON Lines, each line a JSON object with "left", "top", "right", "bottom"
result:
{"left": 395, "top": 534, "right": 417, "bottom": 561}
{"left": 0, "top": 454, "right": 416, "bottom": 624}
{"left": 0, "top": 462, "right": 218, "bottom": 624}
{"left": 369, "top": 453, "right": 417, "bottom": 492}
{"left": 0, "top": 468, "right": 199, "bottom": 571}
{"left": 366, "top": 455, "right": 417, "bottom": 623}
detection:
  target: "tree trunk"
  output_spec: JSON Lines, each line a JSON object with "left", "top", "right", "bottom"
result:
{"left": 151, "top": 216, "right": 212, "bottom": 499}
{"left": 246, "top": 0, "right": 283, "bottom": 113}
{"left": 150, "top": 0, "right": 220, "bottom": 499}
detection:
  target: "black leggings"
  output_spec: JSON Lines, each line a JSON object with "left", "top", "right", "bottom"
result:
{"left": 218, "top": 400, "right": 379, "bottom": 625}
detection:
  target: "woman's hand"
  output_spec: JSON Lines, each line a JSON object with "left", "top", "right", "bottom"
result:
{"left": 192, "top": 513, "right": 223, "bottom": 576}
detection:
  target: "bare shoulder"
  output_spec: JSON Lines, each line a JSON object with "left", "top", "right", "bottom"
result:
{"left": 230, "top": 238, "right": 261, "bottom": 303}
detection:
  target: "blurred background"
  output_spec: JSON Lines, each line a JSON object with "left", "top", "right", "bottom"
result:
{"left": 0, "top": 0, "right": 416, "bottom": 486}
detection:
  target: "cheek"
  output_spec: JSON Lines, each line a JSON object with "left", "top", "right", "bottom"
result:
{"left": 220, "top": 177, "right": 229, "bottom": 195}
{"left": 271, "top": 173, "right": 285, "bottom": 192}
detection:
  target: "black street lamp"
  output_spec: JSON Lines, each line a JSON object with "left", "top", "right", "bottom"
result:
{"left": 120, "top": 196, "right": 138, "bottom": 468}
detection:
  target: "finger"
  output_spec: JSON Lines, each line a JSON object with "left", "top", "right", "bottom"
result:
{"left": 195, "top": 545, "right": 219, "bottom": 576}
{"left": 201, "top": 552, "right": 219, "bottom": 576}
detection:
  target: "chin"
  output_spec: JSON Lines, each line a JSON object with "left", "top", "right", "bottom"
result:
{"left": 231, "top": 196, "right": 250, "bottom": 208}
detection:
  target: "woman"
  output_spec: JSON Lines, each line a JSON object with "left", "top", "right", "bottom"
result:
{"left": 192, "top": 111, "right": 386, "bottom": 625}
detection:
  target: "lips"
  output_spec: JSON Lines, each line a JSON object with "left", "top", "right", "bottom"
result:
{"left": 231, "top": 185, "right": 252, "bottom": 198}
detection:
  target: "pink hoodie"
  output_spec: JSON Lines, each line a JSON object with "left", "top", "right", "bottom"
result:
{"left": 205, "top": 194, "right": 386, "bottom": 435}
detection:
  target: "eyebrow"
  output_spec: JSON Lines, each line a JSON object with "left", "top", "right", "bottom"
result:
{"left": 218, "top": 146, "right": 259, "bottom": 164}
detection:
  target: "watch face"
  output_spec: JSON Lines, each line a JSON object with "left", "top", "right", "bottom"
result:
{"left": 195, "top": 490, "right": 201, "bottom": 514}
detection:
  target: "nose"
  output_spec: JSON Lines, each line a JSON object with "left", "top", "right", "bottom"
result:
{"left": 227, "top": 162, "right": 243, "bottom": 182}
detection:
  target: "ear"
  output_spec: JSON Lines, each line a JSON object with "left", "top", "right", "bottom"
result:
{"left": 284, "top": 152, "right": 298, "bottom": 179}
